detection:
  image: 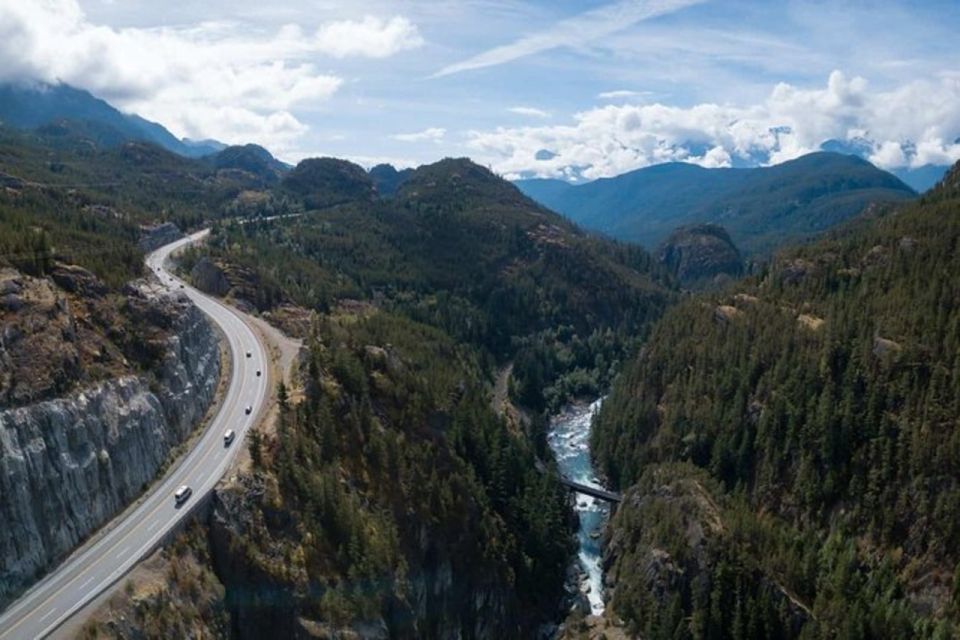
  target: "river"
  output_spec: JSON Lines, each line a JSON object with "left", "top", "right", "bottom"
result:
{"left": 547, "top": 398, "right": 608, "bottom": 615}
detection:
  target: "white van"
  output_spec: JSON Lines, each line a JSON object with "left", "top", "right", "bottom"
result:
{"left": 174, "top": 485, "right": 192, "bottom": 505}
{"left": 224, "top": 429, "right": 236, "bottom": 446}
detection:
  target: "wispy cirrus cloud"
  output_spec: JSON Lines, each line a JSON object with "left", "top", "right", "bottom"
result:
{"left": 431, "top": 0, "right": 706, "bottom": 77}
{"left": 391, "top": 127, "right": 446, "bottom": 142}
{"left": 596, "top": 89, "right": 652, "bottom": 100}
{"left": 508, "top": 106, "right": 551, "bottom": 118}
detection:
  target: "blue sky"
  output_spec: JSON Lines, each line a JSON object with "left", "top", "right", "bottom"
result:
{"left": 3, "top": 0, "right": 959, "bottom": 178}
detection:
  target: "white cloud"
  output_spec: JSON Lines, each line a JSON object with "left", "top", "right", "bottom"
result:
{"left": 345, "top": 154, "right": 421, "bottom": 170}
{"left": 508, "top": 106, "right": 551, "bottom": 118}
{"left": 0, "top": 0, "right": 423, "bottom": 154}
{"left": 597, "top": 90, "right": 651, "bottom": 100}
{"left": 432, "top": 0, "right": 705, "bottom": 77}
{"left": 469, "top": 71, "right": 960, "bottom": 179}
{"left": 391, "top": 127, "right": 446, "bottom": 142}
{"left": 314, "top": 15, "right": 423, "bottom": 59}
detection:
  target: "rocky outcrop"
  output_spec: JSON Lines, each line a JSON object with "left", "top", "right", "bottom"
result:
{"left": 138, "top": 222, "right": 184, "bottom": 252}
{"left": 189, "top": 256, "right": 283, "bottom": 313}
{"left": 656, "top": 224, "right": 743, "bottom": 289}
{"left": 0, "top": 289, "right": 220, "bottom": 608}
{"left": 601, "top": 465, "right": 809, "bottom": 637}
{"left": 190, "top": 257, "right": 231, "bottom": 297}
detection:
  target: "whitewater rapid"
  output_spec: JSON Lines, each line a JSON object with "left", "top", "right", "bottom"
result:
{"left": 546, "top": 398, "right": 608, "bottom": 615}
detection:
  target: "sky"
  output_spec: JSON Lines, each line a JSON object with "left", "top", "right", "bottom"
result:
{"left": 1, "top": 0, "right": 959, "bottom": 180}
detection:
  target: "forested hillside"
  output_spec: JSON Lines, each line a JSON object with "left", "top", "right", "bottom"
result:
{"left": 185, "top": 157, "right": 673, "bottom": 412}
{"left": 0, "top": 125, "right": 288, "bottom": 287}
{"left": 212, "top": 311, "right": 573, "bottom": 637}
{"left": 591, "top": 162, "right": 960, "bottom": 638}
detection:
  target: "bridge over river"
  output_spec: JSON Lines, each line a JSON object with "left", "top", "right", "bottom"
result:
{"left": 559, "top": 478, "right": 622, "bottom": 503}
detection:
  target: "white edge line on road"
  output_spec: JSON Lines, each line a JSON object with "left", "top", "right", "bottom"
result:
{"left": 38, "top": 609, "right": 58, "bottom": 623}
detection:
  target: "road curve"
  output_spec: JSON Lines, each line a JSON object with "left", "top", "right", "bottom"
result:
{"left": 0, "top": 229, "right": 269, "bottom": 640}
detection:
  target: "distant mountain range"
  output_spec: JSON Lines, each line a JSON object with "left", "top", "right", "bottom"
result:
{"left": 0, "top": 81, "right": 936, "bottom": 257}
{"left": 517, "top": 152, "right": 918, "bottom": 255}
{"left": 0, "top": 82, "right": 224, "bottom": 158}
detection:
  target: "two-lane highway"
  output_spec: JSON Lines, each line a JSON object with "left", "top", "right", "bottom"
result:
{"left": 0, "top": 229, "right": 269, "bottom": 639}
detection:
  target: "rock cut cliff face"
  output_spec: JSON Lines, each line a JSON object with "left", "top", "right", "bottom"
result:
{"left": 138, "top": 222, "right": 185, "bottom": 253}
{"left": 0, "top": 281, "right": 220, "bottom": 609}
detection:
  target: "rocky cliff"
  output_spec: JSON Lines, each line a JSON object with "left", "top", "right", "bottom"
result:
{"left": 0, "top": 284, "right": 220, "bottom": 608}
{"left": 656, "top": 223, "right": 744, "bottom": 289}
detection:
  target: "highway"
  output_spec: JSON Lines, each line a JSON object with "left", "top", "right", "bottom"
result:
{"left": 0, "top": 229, "right": 269, "bottom": 639}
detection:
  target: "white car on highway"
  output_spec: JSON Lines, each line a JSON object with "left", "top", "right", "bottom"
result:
{"left": 223, "top": 429, "right": 236, "bottom": 446}
{"left": 174, "top": 485, "right": 192, "bottom": 506}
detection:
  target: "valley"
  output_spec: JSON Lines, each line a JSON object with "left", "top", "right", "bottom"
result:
{"left": 2, "top": 7, "right": 960, "bottom": 635}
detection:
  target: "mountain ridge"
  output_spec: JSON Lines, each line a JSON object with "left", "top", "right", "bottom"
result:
{"left": 0, "top": 82, "right": 223, "bottom": 158}
{"left": 517, "top": 152, "right": 917, "bottom": 254}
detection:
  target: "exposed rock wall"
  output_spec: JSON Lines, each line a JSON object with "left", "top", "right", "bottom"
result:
{"left": 0, "top": 294, "right": 220, "bottom": 608}
{"left": 138, "top": 222, "right": 184, "bottom": 252}
{"left": 190, "top": 257, "right": 231, "bottom": 297}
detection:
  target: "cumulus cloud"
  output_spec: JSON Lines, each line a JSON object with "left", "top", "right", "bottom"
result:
{"left": 314, "top": 15, "right": 423, "bottom": 58}
{"left": 432, "top": 0, "right": 704, "bottom": 77}
{"left": 391, "top": 127, "right": 446, "bottom": 142}
{"left": 468, "top": 71, "right": 960, "bottom": 179}
{"left": 0, "top": 0, "right": 423, "bottom": 154}
{"left": 508, "top": 106, "right": 551, "bottom": 118}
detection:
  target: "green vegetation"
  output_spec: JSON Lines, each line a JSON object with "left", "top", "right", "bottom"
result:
{"left": 219, "top": 311, "right": 572, "bottom": 635}
{"left": 592, "top": 163, "right": 960, "bottom": 638}
{"left": 189, "top": 157, "right": 673, "bottom": 412}
{"left": 0, "top": 124, "right": 283, "bottom": 286}
{"left": 177, "top": 156, "right": 675, "bottom": 634}
{"left": 0, "top": 184, "right": 143, "bottom": 286}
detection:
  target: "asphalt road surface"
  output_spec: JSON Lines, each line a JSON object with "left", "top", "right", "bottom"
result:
{"left": 0, "top": 229, "right": 268, "bottom": 639}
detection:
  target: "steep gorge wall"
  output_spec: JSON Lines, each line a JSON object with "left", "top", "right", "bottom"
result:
{"left": 207, "top": 477, "right": 517, "bottom": 640}
{"left": 0, "top": 294, "right": 220, "bottom": 608}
